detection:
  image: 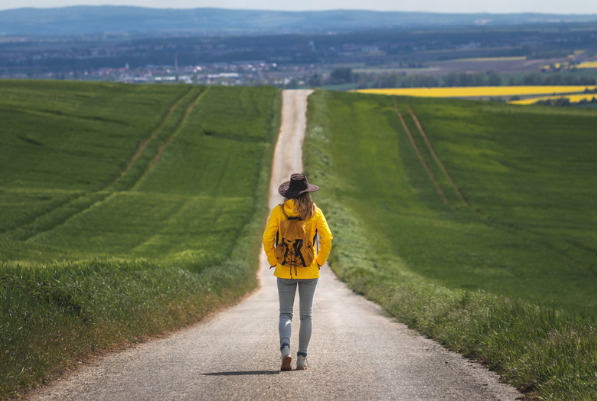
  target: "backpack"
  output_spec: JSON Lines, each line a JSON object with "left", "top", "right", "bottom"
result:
{"left": 274, "top": 204, "right": 316, "bottom": 275}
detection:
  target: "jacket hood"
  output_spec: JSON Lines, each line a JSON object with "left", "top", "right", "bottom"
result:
{"left": 283, "top": 199, "right": 300, "bottom": 217}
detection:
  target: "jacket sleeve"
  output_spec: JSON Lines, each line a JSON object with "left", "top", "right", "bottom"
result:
{"left": 315, "top": 209, "right": 333, "bottom": 266}
{"left": 263, "top": 208, "right": 279, "bottom": 267}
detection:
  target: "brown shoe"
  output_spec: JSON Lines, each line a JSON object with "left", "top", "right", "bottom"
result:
{"left": 281, "top": 355, "right": 292, "bottom": 371}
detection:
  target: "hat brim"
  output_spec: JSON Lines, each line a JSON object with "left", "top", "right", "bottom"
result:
{"left": 278, "top": 181, "right": 319, "bottom": 198}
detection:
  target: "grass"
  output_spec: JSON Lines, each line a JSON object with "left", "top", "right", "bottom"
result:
{"left": 0, "top": 81, "right": 281, "bottom": 398}
{"left": 304, "top": 90, "right": 597, "bottom": 399}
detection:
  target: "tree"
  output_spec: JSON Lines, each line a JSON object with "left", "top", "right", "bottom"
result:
{"left": 486, "top": 71, "right": 502, "bottom": 86}
{"left": 329, "top": 67, "right": 354, "bottom": 84}
{"left": 523, "top": 72, "right": 543, "bottom": 85}
{"left": 308, "top": 73, "right": 323, "bottom": 88}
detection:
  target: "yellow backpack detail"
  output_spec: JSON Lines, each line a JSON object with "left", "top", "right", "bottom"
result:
{"left": 274, "top": 204, "right": 315, "bottom": 276}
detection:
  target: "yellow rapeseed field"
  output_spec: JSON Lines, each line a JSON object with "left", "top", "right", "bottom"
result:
{"left": 357, "top": 86, "right": 597, "bottom": 98}
{"left": 448, "top": 56, "right": 527, "bottom": 62}
{"left": 576, "top": 61, "right": 597, "bottom": 69}
{"left": 510, "top": 94, "right": 597, "bottom": 105}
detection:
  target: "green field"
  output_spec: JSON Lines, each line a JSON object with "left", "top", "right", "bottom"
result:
{"left": 0, "top": 81, "right": 280, "bottom": 397}
{"left": 2, "top": 81, "right": 596, "bottom": 400}
{"left": 304, "top": 91, "right": 597, "bottom": 399}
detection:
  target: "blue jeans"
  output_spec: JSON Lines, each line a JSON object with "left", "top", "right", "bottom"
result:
{"left": 277, "top": 277, "right": 318, "bottom": 355}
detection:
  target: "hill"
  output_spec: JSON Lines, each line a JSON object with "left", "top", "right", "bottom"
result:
{"left": 1, "top": 6, "right": 597, "bottom": 36}
{"left": 304, "top": 90, "right": 597, "bottom": 398}
{"left": 0, "top": 80, "right": 281, "bottom": 397}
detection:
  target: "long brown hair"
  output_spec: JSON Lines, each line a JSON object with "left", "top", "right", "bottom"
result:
{"left": 287, "top": 192, "right": 316, "bottom": 220}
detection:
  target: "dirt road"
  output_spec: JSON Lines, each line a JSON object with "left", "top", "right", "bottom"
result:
{"left": 30, "top": 90, "right": 521, "bottom": 400}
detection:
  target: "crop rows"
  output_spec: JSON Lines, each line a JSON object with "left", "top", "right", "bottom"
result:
{"left": 0, "top": 81, "right": 281, "bottom": 397}
{"left": 304, "top": 90, "right": 597, "bottom": 398}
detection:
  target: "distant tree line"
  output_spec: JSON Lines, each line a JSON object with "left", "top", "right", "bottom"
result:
{"left": 535, "top": 96, "right": 597, "bottom": 107}
{"left": 320, "top": 68, "right": 597, "bottom": 89}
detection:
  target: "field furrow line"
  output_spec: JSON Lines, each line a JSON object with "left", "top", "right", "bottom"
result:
{"left": 0, "top": 192, "right": 81, "bottom": 237}
{"left": 405, "top": 104, "right": 596, "bottom": 276}
{"left": 404, "top": 105, "right": 596, "bottom": 273}
{"left": 2, "top": 193, "right": 108, "bottom": 241}
{"left": 23, "top": 191, "right": 115, "bottom": 242}
{"left": 149, "top": 88, "right": 207, "bottom": 169}
{"left": 139, "top": 88, "right": 209, "bottom": 183}
{"left": 119, "top": 86, "right": 194, "bottom": 177}
{"left": 393, "top": 98, "right": 449, "bottom": 204}
{"left": 407, "top": 103, "right": 471, "bottom": 207}
{"left": 22, "top": 89, "right": 205, "bottom": 240}
{"left": 2, "top": 89, "right": 201, "bottom": 241}
{"left": 24, "top": 88, "right": 206, "bottom": 239}
{"left": 127, "top": 196, "right": 193, "bottom": 256}
{"left": 0, "top": 89, "right": 195, "bottom": 239}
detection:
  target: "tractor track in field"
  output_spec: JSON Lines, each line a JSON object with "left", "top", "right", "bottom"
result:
{"left": 120, "top": 86, "right": 195, "bottom": 177}
{"left": 29, "top": 90, "right": 522, "bottom": 401}
{"left": 393, "top": 98, "right": 450, "bottom": 205}
{"left": 406, "top": 102, "right": 470, "bottom": 207}
{"left": 2, "top": 87, "right": 202, "bottom": 242}
{"left": 148, "top": 88, "right": 207, "bottom": 169}
{"left": 403, "top": 101, "right": 597, "bottom": 279}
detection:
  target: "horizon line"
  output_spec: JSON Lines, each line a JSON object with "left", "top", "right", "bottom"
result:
{"left": 1, "top": 5, "right": 596, "bottom": 16}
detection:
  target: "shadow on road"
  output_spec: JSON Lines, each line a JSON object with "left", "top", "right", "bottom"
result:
{"left": 203, "top": 370, "right": 280, "bottom": 376}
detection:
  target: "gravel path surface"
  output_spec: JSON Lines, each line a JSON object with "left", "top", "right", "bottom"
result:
{"left": 29, "top": 90, "right": 522, "bottom": 401}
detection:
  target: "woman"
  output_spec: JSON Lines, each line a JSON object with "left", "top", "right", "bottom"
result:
{"left": 263, "top": 173, "right": 333, "bottom": 371}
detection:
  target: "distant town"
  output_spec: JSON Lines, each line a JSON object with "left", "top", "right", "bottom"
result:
{"left": 1, "top": 8, "right": 597, "bottom": 88}
{"left": 3, "top": 59, "right": 313, "bottom": 87}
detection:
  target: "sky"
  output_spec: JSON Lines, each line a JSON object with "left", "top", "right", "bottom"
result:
{"left": 0, "top": 0, "right": 596, "bottom": 14}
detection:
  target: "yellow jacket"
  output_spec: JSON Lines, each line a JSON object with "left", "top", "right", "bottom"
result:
{"left": 263, "top": 199, "right": 333, "bottom": 279}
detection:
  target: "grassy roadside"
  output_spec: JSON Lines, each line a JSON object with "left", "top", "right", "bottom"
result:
{"left": 304, "top": 90, "right": 596, "bottom": 399}
{"left": 0, "top": 82, "right": 281, "bottom": 398}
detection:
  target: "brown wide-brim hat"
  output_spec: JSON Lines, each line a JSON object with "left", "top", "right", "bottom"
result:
{"left": 278, "top": 173, "right": 319, "bottom": 198}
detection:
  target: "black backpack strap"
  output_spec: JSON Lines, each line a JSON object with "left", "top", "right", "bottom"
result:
{"left": 295, "top": 239, "right": 307, "bottom": 267}
{"left": 275, "top": 204, "right": 286, "bottom": 247}
{"left": 282, "top": 244, "right": 289, "bottom": 265}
